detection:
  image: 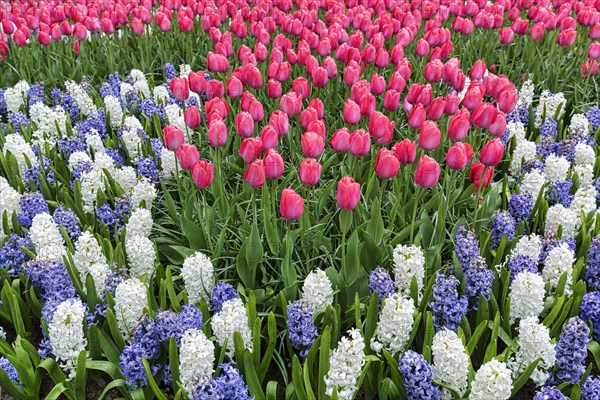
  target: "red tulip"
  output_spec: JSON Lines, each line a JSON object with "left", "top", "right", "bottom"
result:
{"left": 206, "top": 80, "right": 224, "bottom": 99}
{"left": 208, "top": 118, "right": 228, "bottom": 147}
{"left": 292, "top": 77, "right": 310, "bottom": 100}
{"left": 309, "top": 98, "right": 324, "bottom": 119}
{"left": 131, "top": 18, "right": 144, "bottom": 35}
{"left": 179, "top": 17, "right": 194, "bottom": 33}
{"left": 419, "top": 121, "right": 441, "bottom": 151}
{"left": 446, "top": 142, "right": 468, "bottom": 170}
{"left": 374, "top": 48, "right": 389, "bottom": 68}
{"left": 235, "top": 112, "right": 254, "bottom": 138}
{"left": 472, "top": 103, "right": 497, "bottom": 129}
{"left": 73, "top": 40, "right": 80, "bottom": 54}
{"left": 170, "top": 77, "right": 189, "bottom": 101}
{"left": 393, "top": 139, "right": 417, "bottom": 164}
{"left": 445, "top": 93, "right": 460, "bottom": 115}
{"left": 343, "top": 65, "right": 360, "bottom": 86}
{"left": 247, "top": 99, "right": 264, "bottom": 122}
{"left": 480, "top": 139, "right": 505, "bottom": 166}
{"left": 244, "top": 65, "right": 263, "bottom": 89}
{"left": 269, "top": 110, "right": 289, "bottom": 136}
{"left": 469, "top": 162, "right": 494, "bottom": 193}
{"left": 447, "top": 114, "right": 470, "bottom": 141}
{"left": 176, "top": 144, "right": 199, "bottom": 170}
{"left": 264, "top": 149, "right": 284, "bottom": 179}
{"left": 260, "top": 126, "right": 279, "bottom": 150}
{"left": 157, "top": 16, "right": 171, "bottom": 32}
{"left": 280, "top": 188, "right": 304, "bottom": 220}
{"left": 207, "top": 51, "right": 230, "bottom": 73}
{"left": 227, "top": 76, "right": 243, "bottom": 98}
{"left": 424, "top": 60, "right": 443, "bottom": 82}
{"left": 497, "top": 89, "right": 518, "bottom": 113}
{"left": 384, "top": 90, "right": 401, "bottom": 111}
{"left": 184, "top": 106, "right": 201, "bottom": 129}
{"left": 469, "top": 60, "right": 486, "bottom": 81}
{"left": 336, "top": 176, "right": 361, "bottom": 210}
{"left": 414, "top": 155, "right": 441, "bottom": 188}
{"left": 427, "top": 97, "right": 446, "bottom": 121}
{"left": 301, "top": 131, "right": 324, "bottom": 158}
{"left": 191, "top": 160, "right": 214, "bottom": 189}
{"left": 330, "top": 128, "right": 350, "bottom": 152}
{"left": 239, "top": 137, "right": 263, "bottom": 163}
{"left": 462, "top": 86, "right": 483, "bottom": 110}
{"left": 375, "top": 149, "right": 400, "bottom": 179}
{"left": 280, "top": 92, "right": 302, "bottom": 116}
{"left": 205, "top": 98, "right": 229, "bottom": 121}
{"left": 189, "top": 72, "right": 207, "bottom": 94}
{"left": 299, "top": 158, "right": 322, "bottom": 186}
{"left": 349, "top": 129, "right": 370, "bottom": 156}
{"left": 163, "top": 125, "right": 185, "bottom": 151}
{"left": 101, "top": 18, "right": 114, "bottom": 34}
{"left": 488, "top": 113, "right": 507, "bottom": 137}
{"left": 323, "top": 57, "right": 338, "bottom": 78}
{"left": 267, "top": 79, "right": 282, "bottom": 99}
{"left": 557, "top": 28, "right": 576, "bottom": 47}
{"left": 38, "top": 31, "right": 51, "bottom": 46}
{"left": 388, "top": 72, "right": 407, "bottom": 92}
{"left": 245, "top": 159, "right": 265, "bottom": 188}
{"left": 344, "top": 99, "right": 361, "bottom": 125}
{"left": 499, "top": 27, "right": 514, "bottom": 44}
{"left": 407, "top": 104, "right": 426, "bottom": 129}
{"left": 360, "top": 94, "right": 377, "bottom": 117}
{"left": 530, "top": 23, "right": 545, "bottom": 41}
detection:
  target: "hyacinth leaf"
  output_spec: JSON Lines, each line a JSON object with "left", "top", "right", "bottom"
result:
{"left": 252, "top": 316, "right": 262, "bottom": 370}
{"left": 105, "top": 308, "right": 125, "bottom": 351}
{"left": 45, "top": 382, "right": 72, "bottom": 400}
{"left": 382, "top": 350, "right": 407, "bottom": 399}
{"left": 406, "top": 312, "right": 422, "bottom": 350}
{"left": 409, "top": 275, "right": 419, "bottom": 306}
{"left": 419, "top": 273, "right": 436, "bottom": 314}
{"left": 168, "top": 338, "right": 180, "bottom": 387}
{"left": 588, "top": 341, "right": 600, "bottom": 371}
{"left": 571, "top": 384, "right": 582, "bottom": 400}
{"left": 0, "top": 367, "right": 36, "bottom": 400}
{"left": 433, "top": 379, "right": 462, "bottom": 400}
{"left": 318, "top": 326, "right": 331, "bottom": 398}
{"left": 38, "top": 358, "right": 67, "bottom": 387}
{"left": 551, "top": 298, "right": 575, "bottom": 337}
{"left": 363, "top": 293, "right": 379, "bottom": 350}
{"left": 87, "top": 360, "right": 121, "bottom": 380}
{"left": 3, "top": 282, "right": 27, "bottom": 337}
{"left": 85, "top": 273, "right": 98, "bottom": 315}
{"left": 509, "top": 356, "right": 541, "bottom": 397}
{"left": 258, "top": 312, "right": 277, "bottom": 383}
{"left": 266, "top": 381, "right": 278, "bottom": 400}
{"left": 542, "top": 295, "right": 566, "bottom": 328}
{"left": 291, "top": 355, "right": 308, "bottom": 400}
{"left": 233, "top": 332, "right": 246, "bottom": 375}
{"left": 360, "top": 230, "right": 382, "bottom": 271}
{"left": 5, "top": 353, "right": 35, "bottom": 395}
{"left": 555, "top": 272, "right": 569, "bottom": 299}
{"left": 97, "top": 379, "right": 128, "bottom": 400}
{"left": 73, "top": 350, "right": 87, "bottom": 399}
{"left": 302, "top": 357, "right": 315, "bottom": 399}
{"left": 142, "top": 357, "right": 167, "bottom": 400}
{"left": 366, "top": 199, "right": 384, "bottom": 245}
{"left": 96, "top": 324, "right": 121, "bottom": 365}
{"left": 244, "top": 350, "right": 265, "bottom": 400}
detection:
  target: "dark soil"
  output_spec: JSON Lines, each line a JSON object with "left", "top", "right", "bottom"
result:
{"left": 512, "top": 380, "right": 537, "bottom": 400}
{"left": 264, "top": 365, "right": 287, "bottom": 399}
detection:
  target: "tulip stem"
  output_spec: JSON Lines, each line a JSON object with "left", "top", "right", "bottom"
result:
{"left": 410, "top": 187, "right": 423, "bottom": 243}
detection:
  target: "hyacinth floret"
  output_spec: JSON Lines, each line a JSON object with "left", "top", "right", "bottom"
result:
{"left": 430, "top": 271, "right": 468, "bottom": 332}
{"left": 455, "top": 225, "right": 480, "bottom": 270}
{"left": 551, "top": 317, "right": 590, "bottom": 385}
{"left": 398, "top": 350, "right": 442, "bottom": 400}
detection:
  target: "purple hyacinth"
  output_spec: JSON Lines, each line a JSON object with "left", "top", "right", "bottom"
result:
{"left": 586, "top": 236, "right": 600, "bottom": 291}
{"left": 0, "top": 89, "right": 6, "bottom": 115}
{"left": 557, "top": 140, "right": 576, "bottom": 163}
{"left": 533, "top": 387, "right": 567, "bottom": 400}
{"left": 540, "top": 118, "right": 558, "bottom": 139}
{"left": 27, "top": 83, "right": 45, "bottom": 107}
{"left": 586, "top": 106, "right": 600, "bottom": 134}
{"left": 369, "top": 267, "right": 395, "bottom": 301}
{"left": 508, "top": 192, "right": 534, "bottom": 223}
{"left": 119, "top": 342, "right": 157, "bottom": 388}
{"left": 455, "top": 226, "right": 480, "bottom": 270}
{"left": 53, "top": 205, "right": 81, "bottom": 241}
{"left": 582, "top": 376, "right": 600, "bottom": 399}
{"left": 138, "top": 98, "right": 166, "bottom": 122}
{"left": 398, "top": 350, "right": 442, "bottom": 400}
{"left": 0, "top": 357, "right": 20, "bottom": 388}
{"left": 464, "top": 257, "right": 494, "bottom": 309}
{"left": 508, "top": 255, "right": 538, "bottom": 279}
{"left": 536, "top": 138, "right": 558, "bottom": 161}
{"left": 105, "top": 149, "right": 125, "bottom": 167}
{"left": 211, "top": 282, "right": 239, "bottom": 313}
{"left": 429, "top": 272, "right": 468, "bottom": 332}
{"left": 150, "top": 138, "right": 164, "bottom": 158}
{"left": 10, "top": 112, "right": 29, "bottom": 133}
{"left": 490, "top": 211, "right": 516, "bottom": 249}
{"left": 522, "top": 159, "right": 545, "bottom": 175}
{"left": 581, "top": 292, "right": 600, "bottom": 341}
{"left": 551, "top": 317, "right": 590, "bottom": 385}
{"left": 287, "top": 300, "right": 318, "bottom": 359}
{"left": 164, "top": 64, "right": 177, "bottom": 81}
{"left": 193, "top": 378, "right": 225, "bottom": 400}
{"left": 76, "top": 109, "right": 107, "bottom": 139}
{"left": 548, "top": 180, "right": 573, "bottom": 208}
{"left": 215, "top": 363, "right": 252, "bottom": 400}
{"left": 16, "top": 192, "right": 48, "bottom": 228}
{"left": 137, "top": 156, "right": 160, "bottom": 183}
{"left": 0, "top": 234, "right": 32, "bottom": 277}
{"left": 58, "top": 136, "right": 87, "bottom": 160}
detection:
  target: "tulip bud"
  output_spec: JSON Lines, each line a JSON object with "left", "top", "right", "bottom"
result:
{"left": 488, "top": 113, "right": 507, "bottom": 137}
{"left": 260, "top": 126, "right": 279, "bottom": 150}
{"left": 208, "top": 118, "right": 228, "bottom": 147}
{"left": 280, "top": 188, "right": 304, "bottom": 220}
{"left": 384, "top": 90, "right": 401, "bottom": 111}
{"left": 472, "top": 103, "right": 496, "bottom": 129}
{"left": 176, "top": 144, "right": 200, "bottom": 170}
{"left": 480, "top": 139, "right": 505, "bottom": 166}
{"left": 300, "top": 107, "right": 319, "bottom": 130}
{"left": 330, "top": 128, "right": 350, "bottom": 152}
{"left": 301, "top": 131, "right": 324, "bottom": 158}
{"left": 280, "top": 92, "right": 302, "bottom": 116}
{"left": 184, "top": 106, "right": 201, "bottom": 129}
{"left": 469, "top": 162, "right": 494, "bottom": 193}
{"left": 170, "top": 77, "right": 189, "bottom": 101}
{"left": 227, "top": 76, "right": 243, "bottom": 98}
{"left": 235, "top": 112, "right": 254, "bottom": 138}
{"left": 191, "top": 160, "right": 214, "bottom": 189}
{"left": 239, "top": 137, "right": 263, "bottom": 164}
{"left": 309, "top": 98, "right": 325, "bottom": 119}
{"left": 189, "top": 71, "right": 207, "bottom": 94}
{"left": 269, "top": 110, "right": 289, "bottom": 136}
{"left": 264, "top": 149, "right": 284, "bottom": 179}
{"left": 419, "top": 121, "right": 441, "bottom": 151}
{"left": 344, "top": 99, "right": 361, "bottom": 125}
{"left": 267, "top": 79, "right": 282, "bottom": 98}
{"left": 163, "top": 125, "right": 185, "bottom": 151}
{"left": 414, "top": 155, "right": 441, "bottom": 188}
{"left": 336, "top": 176, "right": 361, "bottom": 210}
{"left": 244, "top": 159, "right": 265, "bottom": 188}
{"left": 407, "top": 104, "right": 426, "bottom": 129}
{"left": 349, "top": 129, "right": 371, "bottom": 156}
{"left": 299, "top": 158, "right": 322, "bottom": 186}
{"left": 447, "top": 114, "right": 470, "bottom": 141}
{"left": 375, "top": 149, "right": 400, "bottom": 179}
{"left": 445, "top": 142, "right": 468, "bottom": 170}
{"left": 393, "top": 139, "right": 417, "bottom": 164}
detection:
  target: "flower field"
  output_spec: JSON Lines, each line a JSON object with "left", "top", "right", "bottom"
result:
{"left": 2, "top": 0, "right": 600, "bottom": 399}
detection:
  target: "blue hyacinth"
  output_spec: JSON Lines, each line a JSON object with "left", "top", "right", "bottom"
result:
{"left": 508, "top": 255, "right": 538, "bottom": 279}
{"left": 53, "top": 205, "right": 81, "bottom": 241}
{"left": 17, "top": 192, "right": 48, "bottom": 228}
{"left": 586, "top": 236, "right": 600, "bottom": 291}
{"left": 548, "top": 180, "right": 573, "bottom": 207}
{"left": 533, "top": 387, "right": 568, "bottom": 400}
{"left": 0, "top": 357, "right": 21, "bottom": 388}
{"left": 586, "top": 106, "right": 600, "bottom": 134}
{"left": 540, "top": 118, "right": 558, "bottom": 139}
{"left": 464, "top": 257, "right": 494, "bottom": 309}
{"left": 582, "top": 376, "right": 600, "bottom": 400}
{"left": 429, "top": 272, "right": 468, "bottom": 332}
{"left": 551, "top": 317, "right": 590, "bottom": 385}
{"left": 287, "top": 300, "right": 318, "bottom": 359}
{"left": 490, "top": 211, "right": 516, "bottom": 249}
{"left": 193, "top": 378, "right": 225, "bottom": 400}
{"left": 0, "top": 233, "right": 32, "bottom": 277}
{"left": 580, "top": 292, "right": 600, "bottom": 341}
{"left": 211, "top": 282, "right": 239, "bottom": 313}
{"left": 398, "top": 350, "right": 442, "bottom": 400}
{"left": 215, "top": 363, "right": 253, "bottom": 400}
{"left": 455, "top": 226, "right": 479, "bottom": 270}
{"left": 164, "top": 64, "right": 177, "bottom": 81}
{"left": 508, "top": 192, "right": 534, "bottom": 223}
{"left": 369, "top": 267, "right": 395, "bottom": 302}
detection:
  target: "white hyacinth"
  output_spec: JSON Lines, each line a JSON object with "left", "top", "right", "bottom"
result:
{"left": 121, "top": 129, "right": 142, "bottom": 160}
{"left": 126, "top": 235, "right": 155, "bottom": 278}
{"left": 211, "top": 297, "right": 253, "bottom": 357}
{"left": 542, "top": 242, "right": 574, "bottom": 294}
{"left": 104, "top": 95, "right": 124, "bottom": 128}
{"left": 123, "top": 116, "right": 144, "bottom": 132}
{"left": 392, "top": 244, "right": 425, "bottom": 297}
{"left": 543, "top": 155, "right": 570, "bottom": 183}
{"left": 510, "top": 234, "right": 541, "bottom": 263}
{"left": 324, "top": 328, "right": 366, "bottom": 400}
{"left": 114, "top": 278, "right": 148, "bottom": 341}
{"left": 153, "top": 86, "right": 170, "bottom": 104}
{"left": 119, "top": 82, "right": 135, "bottom": 105}
{"left": 48, "top": 299, "right": 87, "bottom": 378}
{"left": 508, "top": 317, "right": 555, "bottom": 386}
{"left": 3, "top": 134, "right": 38, "bottom": 178}
{"left": 4, "top": 80, "right": 29, "bottom": 114}
{"left": 509, "top": 139, "right": 537, "bottom": 177}
{"left": 86, "top": 261, "right": 109, "bottom": 294}
{"left": 130, "top": 70, "right": 151, "bottom": 98}
{"left": 301, "top": 269, "right": 334, "bottom": 314}
{"left": 179, "top": 328, "right": 215, "bottom": 397}
{"left": 165, "top": 103, "right": 186, "bottom": 131}
{"left": 432, "top": 329, "right": 469, "bottom": 397}
{"left": 510, "top": 271, "right": 545, "bottom": 323}
{"left": 126, "top": 208, "right": 153, "bottom": 238}
{"left": 160, "top": 151, "right": 177, "bottom": 176}
{"left": 520, "top": 169, "right": 546, "bottom": 197}
{"left": 80, "top": 169, "right": 105, "bottom": 212}
{"left": 73, "top": 231, "right": 109, "bottom": 291}
{"left": 571, "top": 186, "right": 597, "bottom": 217}
{"left": 131, "top": 179, "right": 157, "bottom": 209}
{"left": 545, "top": 204, "right": 580, "bottom": 239}
{"left": 0, "top": 177, "right": 22, "bottom": 235}
{"left": 180, "top": 64, "right": 192, "bottom": 78}
{"left": 534, "top": 91, "right": 566, "bottom": 128}
{"left": 29, "top": 213, "right": 65, "bottom": 260}
{"left": 0, "top": 326, "right": 6, "bottom": 341}
{"left": 30, "top": 102, "right": 67, "bottom": 139}
{"left": 574, "top": 143, "right": 595, "bottom": 166}
{"left": 86, "top": 132, "right": 105, "bottom": 154}
{"left": 65, "top": 81, "right": 97, "bottom": 116}
{"left": 506, "top": 121, "right": 526, "bottom": 144}
{"left": 569, "top": 113, "right": 590, "bottom": 137}
{"left": 469, "top": 359, "right": 513, "bottom": 400}
{"left": 93, "top": 152, "right": 118, "bottom": 174}
{"left": 114, "top": 166, "right": 138, "bottom": 194}
{"left": 517, "top": 80, "right": 535, "bottom": 109}
{"left": 182, "top": 251, "right": 215, "bottom": 305}
{"left": 68, "top": 151, "right": 92, "bottom": 172}
{"left": 574, "top": 164, "right": 595, "bottom": 188}
{"left": 370, "top": 294, "right": 414, "bottom": 355}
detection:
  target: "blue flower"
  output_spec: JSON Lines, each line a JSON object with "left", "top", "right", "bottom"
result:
{"left": 581, "top": 292, "right": 600, "bottom": 341}
{"left": 53, "top": 205, "right": 81, "bottom": 241}
{"left": 0, "top": 234, "right": 32, "bottom": 277}
{"left": 211, "top": 282, "right": 239, "bottom": 313}
{"left": 429, "top": 272, "right": 468, "bottom": 332}
{"left": 549, "top": 180, "right": 573, "bottom": 207}
{"left": 533, "top": 387, "right": 568, "bottom": 400}
{"left": 17, "top": 192, "right": 48, "bottom": 228}
{"left": 369, "top": 267, "right": 395, "bottom": 302}
{"left": 164, "top": 64, "right": 177, "bottom": 81}
{"left": 58, "top": 136, "right": 87, "bottom": 160}
{"left": 455, "top": 226, "right": 479, "bottom": 270}
{"left": 193, "top": 378, "right": 225, "bottom": 400}
{"left": 551, "top": 317, "right": 590, "bottom": 385}
{"left": 586, "top": 236, "right": 600, "bottom": 291}
{"left": 287, "top": 300, "right": 317, "bottom": 359}
{"left": 0, "top": 357, "right": 21, "bottom": 388}
{"left": 508, "top": 192, "right": 533, "bottom": 223}
{"left": 508, "top": 255, "right": 538, "bottom": 279}
{"left": 586, "top": 106, "right": 600, "bottom": 134}
{"left": 137, "top": 156, "right": 160, "bottom": 183}
{"left": 27, "top": 83, "right": 45, "bottom": 107}
{"left": 398, "top": 350, "right": 442, "bottom": 400}
{"left": 540, "top": 118, "right": 558, "bottom": 139}
{"left": 582, "top": 376, "right": 600, "bottom": 400}
{"left": 215, "top": 363, "right": 253, "bottom": 400}
{"left": 464, "top": 257, "right": 494, "bottom": 309}
{"left": 119, "top": 342, "right": 154, "bottom": 388}
{"left": 490, "top": 211, "right": 516, "bottom": 249}
{"left": 9, "top": 112, "right": 29, "bottom": 133}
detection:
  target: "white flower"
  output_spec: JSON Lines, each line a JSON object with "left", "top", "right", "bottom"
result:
{"left": 469, "top": 359, "right": 512, "bottom": 400}
{"left": 121, "top": 129, "right": 142, "bottom": 160}
{"left": 392, "top": 244, "right": 425, "bottom": 297}
{"left": 569, "top": 114, "right": 589, "bottom": 137}
{"left": 545, "top": 204, "right": 580, "bottom": 239}
{"left": 37, "top": 243, "right": 67, "bottom": 261}
{"left": 86, "top": 260, "right": 109, "bottom": 294}
{"left": 130, "top": 70, "right": 151, "bottom": 98}
{"left": 104, "top": 95, "right": 123, "bottom": 128}
{"left": 65, "top": 81, "right": 96, "bottom": 116}
{"left": 0, "top": 177, "right": 21, "bottom": 234}
{"left": 160, "top": 151, "right": 177, "bottom": 176}
{"left": 324, "top": 328, "right": 366, "bottom": 400}
{"left": 510, "top": 272, "right": 545, "bottom": 323}
{"left": 73, "top": 231, "right": 109, "bottom": 291}
{"left": 508, "top": 317, "right": 555, "bottom": 386}
{"left": 131, "top": 179, "right": 157, "bottom": 209}
{"left": 211, "top": 298, "right": 253, "bottom": 357}
{"left": 80, "top": 169, "right": 104, "bottom": 212}
{"left": 179, "top": 328, "right": 215, "bottom": 397}
{"left": 542, "top": 242, "right": 574, "bottom": 294}
{"left": 126, "top": 235, "right": 155, "bottom": 278}
{"left": 114, "top": 166, "right": 137, "bottom": 194}
{"left": 520, "top": 170, "right": 545, "bottom": 197}
{"left": 510, "top": 139, "right": 537, "bottom": 177}
{"left": 0, "top": 326, "right": 6, "bottom": 341}
{"left": 370, "top": 294, "right": 414, "bottom": 355}
{"left": 114, "top": 278, "right": 147, "bottom": 341}
{"left": 29, "top": 213, "right": 65, "bottom": 259}
{"left": 4, "top": 81, "right": 29, "bottom": 114}
{"left": 534, "top": 91, "right": 566, "bottom": 128}
{"left": 543, "top": 155, "right": 570, "bottom": 183}
{"left": 574, "top": 164, "right": 595, "bottom": 188}
{"left": 165, "top": 103, "right": 186, "bottom": 131}
{"left": 180, "top": 64, "right": 192, "bottom": 78}
{"left": 181, "top": 252, "right": 215, "bottom": 305}
{"left": 29, "top": 102, "right": 67, "bottom": 139}
{"left": 93, "top": 152, "right": 118, "bottom": 176}
{"left": 3, "top": 134, "right": 38, "bottom": 178}
{"left": 506, "top": 122, "right": 526, "bottom": 144}
{"left": 571, "top": 186, "right": 597, "bottom": 217}
{"left": 126, "top": 208, "right": 153, "bottom": 238}
{"left": 123, "top": 116, "right": 143, "bottom": 132}
{"left": 510, "top": 234, "right": 541, "bottom": 263}
{"left": 574, "top": 143, "right": 595, "bottom": 166}
{"left": 48, "top": 299, "right": 87, "bottom": 378}
{"left": 120, "top": 82, "right": 136, "bottom": 105}
{"left": 86, "top": 132, "right": 105, "bottom": 154}
{"left": 153, "top": 86, "right": 170, "bottom": 103}
{"left": 517, "top": 80, "right": 535, "bottom": 109}
{"left": 432, "top": 329, "right": 469, "bottom": 397}
{"left": 68, "top": 151, "right": 92, "bottom": 172}
{"left": 301, "top": 269, "right": 334, "bottom": 313}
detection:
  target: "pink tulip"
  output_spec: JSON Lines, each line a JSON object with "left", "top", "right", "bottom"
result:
{"left": 264, "top": 149, "right": 284, "bottom": 179}
{"left": 414, "top": 155, "right": 441, "bottom": 188}
{"left": 375, "top": 149, "right": 400, "bottom": 179}
{"left": 336, "top": 176, "right": 361, "bottom": 210}
{"left": 176, "top": 144, "right": 199, "bottom": 170}
{"left": 239, "top": 137, "right": 263, "bottom": 164}
{"left": 280, "top": 188, "right": 304, "bottom": 220}
{"left": 244, "top": 159, "right": 265, "bottom": 188}
{"left": 299, "top": 158, "right": 322, "bottom": 186}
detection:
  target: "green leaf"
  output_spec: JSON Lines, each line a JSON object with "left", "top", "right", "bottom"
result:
{"left": 511, "top": 358, "right": 541, "bottom": 396}
{"left": 341, "top": 230, "right": 360, "bottom": 286}
{"left": 74, "top": 350, "right": 87, "bottom": 400}
{"left": 142, "top": 358, "right": 168, "bottom": 400}
{"left": 292, "top": 355, "right": 308, "bottom": 400}
{"left": 244, "top": 351, "right": 265, "bottom": 400}
{"left": 319, "top": 326, "right": 331, "bottom": 398}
